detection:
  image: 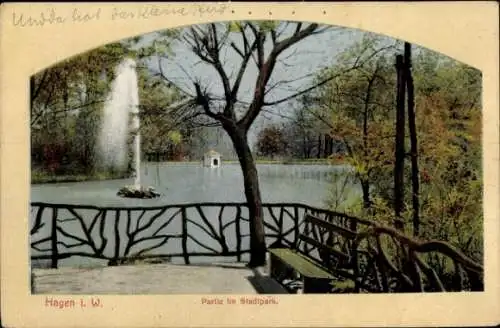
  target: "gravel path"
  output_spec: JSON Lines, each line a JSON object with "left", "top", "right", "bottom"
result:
{"left": 32, "top": 262, "right": 287, "bottom": 294}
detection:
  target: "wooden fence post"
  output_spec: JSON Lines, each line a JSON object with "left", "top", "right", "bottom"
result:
{"left": 181, "top": 207, "right": 190, "bottom": 264}
{"left": 50, "top": 208, "right": 58, "bottom": 269}
{"left": 235, "top": 206, "right": 242, "bottom": 261}
{"left": 113, "top": 210, "right": 121, "bottom": 262}
{"left": 349, "top": 218, "right": 360, "bottom": 292}
{"left": 293, "top": 206, "right": 299, "bottom": 248}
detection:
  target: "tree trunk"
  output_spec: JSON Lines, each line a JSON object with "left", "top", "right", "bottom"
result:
{"left": 324, "top": 135, "right": 329, "bottom": 158}
{"left": 228, "top": 127, "right": 267, "bottom": 267}
{"left": 317, "top": 134, "right": 322, "bottom": 159}
{"left": 302, "top": 134, "right": 308, "bottom": 159}
{"left": 405, "top": 42, "right": 420, "bottom": 237}
{"left": 361, "top": 179, "right": 371, "bottom": 209}
{"left": 360, "top": 64, "right": 376, "bottom": 213}
{"left": 394, "top": 54, "right": 406, "bottom": 230}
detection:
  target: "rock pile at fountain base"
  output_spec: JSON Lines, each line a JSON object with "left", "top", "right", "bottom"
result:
{"left": 117, "top": 185, "right": 160, "bottom": 199}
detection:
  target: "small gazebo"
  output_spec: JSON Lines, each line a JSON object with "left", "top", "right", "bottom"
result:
{"left": 203, "top": 150, "right": 221, "bottom": 168}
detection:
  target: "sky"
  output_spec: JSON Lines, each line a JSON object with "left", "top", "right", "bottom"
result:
{"left": 137, "top": 22, "right": 397, "bottom": 147}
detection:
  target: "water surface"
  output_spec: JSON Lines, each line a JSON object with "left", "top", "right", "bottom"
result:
{"left": 31, "top": 163, "right": 357, "bottom": 207}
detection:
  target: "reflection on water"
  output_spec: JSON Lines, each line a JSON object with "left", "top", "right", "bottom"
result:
{"left": 31, "top": 163, "right": 358, "bottom": 208}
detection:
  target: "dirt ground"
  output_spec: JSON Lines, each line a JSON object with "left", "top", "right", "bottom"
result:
{"left": 32, "top": 262, "right": 287, "bottom": 295}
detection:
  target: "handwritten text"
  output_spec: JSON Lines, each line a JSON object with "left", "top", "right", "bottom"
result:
{"left": 12, "top": 4, "right": 229, "bottom": 28}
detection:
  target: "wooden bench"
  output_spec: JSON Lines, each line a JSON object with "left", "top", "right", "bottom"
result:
{"left": 268, "top": 213, "right": 356, "bottom": 294}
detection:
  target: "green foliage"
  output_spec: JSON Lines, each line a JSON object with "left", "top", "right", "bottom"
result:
{"left": 167, "top": 130, "right": 182, "bottom": 145}
{"left": 31, "top": 42, "right": 133, "bottom": 177}
{"left": 138, "top": 71, "right": 186, "bottom": 156}
{"left": 227, "top": 21, "right": 242, "bottom": 33}
{"left": 256, "top": 20, "right": 279, "bottom": 32}
{"left": 307, "top": 37, "right": 483, "bottom": 261}
{"left": 227, "top": 20, "right": 278, "bottom": 33}
{"left": 30, "top": 35, "right": 187, "bottom": 177}
{"left": 325, "top": 168, "right": 362, "bottom": 213}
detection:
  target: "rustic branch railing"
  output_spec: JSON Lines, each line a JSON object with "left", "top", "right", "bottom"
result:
{"left": 30, "top": 202, "right": 319, "bottom": 266}
{"left": 298, "top": 213, "right": 483, "bottom": 293}
{"left": 352, "top": 225, "right": 484, "bottom": 292}
{"left": 29, "top": 202, "right": 483, "bottom": 292}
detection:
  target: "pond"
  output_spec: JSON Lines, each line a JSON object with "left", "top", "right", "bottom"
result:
{"left": 30, "top": 163, "right": 361, "bottom": 268}
{"left": 31, "top": 163, "right": 359, "bottom": 207}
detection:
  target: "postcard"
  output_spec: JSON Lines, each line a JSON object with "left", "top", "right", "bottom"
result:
{"left": 1, "top": 2, "right": 499, "bottom": 327}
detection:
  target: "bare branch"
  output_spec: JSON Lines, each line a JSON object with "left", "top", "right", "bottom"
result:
{"left": 271, "top": 29, "right": 277, "bottom": 45}
{"left": 192, "top": 81, "right": 233, "bottom": 127}
{"left": 274, "top": 23, "right": 319, "bottom": 57}
{"left": 230, "top": 42, "right": 245, "bottom": 58}
{"left": 263, "top": 44, "right": 394, "bottom": 107}
{"left": 238, "top": 23, "right": 321, "bottom": 130}
{"left": 231, "top": 38, "right": 258, "bottom": 102}
{"left": 186, "top": 27, "right": 215, "bottom": 65}
{"left": 156, "top": 61, "right": 194, "bottom": 98}
{"left": 247, "top": 23, "right": 265, "bottom": 69}
{"left": 262, "top": 70, "right": 347, "bottom": 107}
{"left": 265, "top": 72, "right": 316, "bottom": 96}
{"left": 311, "top": 26, "right": 333, "bottom": 35}
{"left": 210, "top": 23, "right": 219, "bottom": 52}
{"left": 261, "top": 108, "right": 296, "bottom": 121}
{"left": 294, "top": 22, "right": 303, "bottom": 35}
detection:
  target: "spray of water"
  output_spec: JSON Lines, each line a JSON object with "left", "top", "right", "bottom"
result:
{"left": 98, "top": 58, "right": 141, "bottom": 188}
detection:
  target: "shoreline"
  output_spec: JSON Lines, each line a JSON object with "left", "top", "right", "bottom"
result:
{"left": 31, "top": 174, "right": 130, "bottom": 185}
{"left": 148, "top": 159, "right": 343, "bottom": 165}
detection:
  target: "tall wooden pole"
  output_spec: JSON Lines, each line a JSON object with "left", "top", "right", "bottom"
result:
{"left": 405, "top": 42, "right": 420, "bottom": 236}
{"left": 394, "top": 55, "right": 406, "bottom": 230}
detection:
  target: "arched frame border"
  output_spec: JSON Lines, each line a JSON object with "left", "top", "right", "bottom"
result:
{"left": 1, "top": 2, "right": 499, "bottom": 327}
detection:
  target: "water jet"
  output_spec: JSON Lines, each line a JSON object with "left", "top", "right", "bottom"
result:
{"left": 98, "top": 58, "right": 160, "bottom": 199}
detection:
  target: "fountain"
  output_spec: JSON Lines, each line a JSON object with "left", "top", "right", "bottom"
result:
{"left": 98, "top": 58, "right": 160, "bottom": 199}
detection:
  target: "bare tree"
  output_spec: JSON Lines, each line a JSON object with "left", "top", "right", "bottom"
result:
{"left": 152, "top": 22, "right": 369, "bottom": 267}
